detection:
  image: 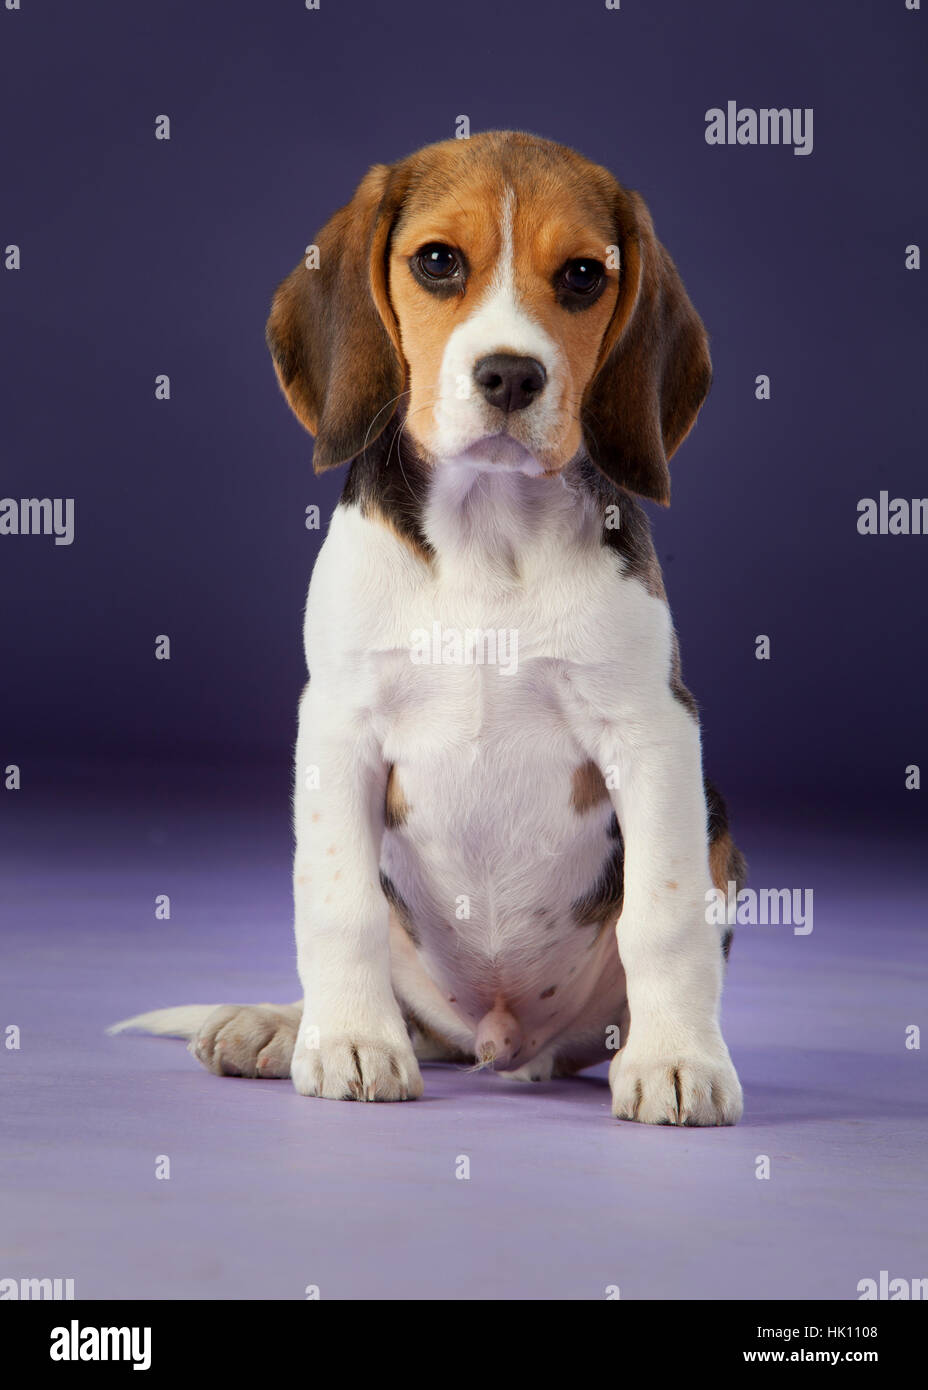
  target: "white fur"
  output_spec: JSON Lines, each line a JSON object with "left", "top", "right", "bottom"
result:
{"left": 116, "top": 186, "right": 742, "bottom": 1123}
{"left": 107, "top": 1005, "right": 223, "bottom": 1038}
{"left": 288, "top": 454, "right": 741, "bottom": 1120}
{"left": 283, "top": 184, "right": 742, "bottom": 1118}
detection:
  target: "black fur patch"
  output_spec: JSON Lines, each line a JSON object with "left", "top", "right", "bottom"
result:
{"left": 379, "top": 869, "right": 419, "bottom": 944}
{"left": 572, "top": 776, "right": 744, "bottom": 944}
{"left": 341, "top": 416, "right": 434, "bottom": 563}
{"left": 705, "top": 777, "right": 747, "bottom": 961}
{"left": 572, "top": 833, "right": 625, "bottom": 929}
{"left": 576, "top": 458, "right": 697, "bottom": 719}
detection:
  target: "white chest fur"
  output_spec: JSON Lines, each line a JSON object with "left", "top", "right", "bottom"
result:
{"left": 299, "top": 465, "right": 680, "bottom": 1065}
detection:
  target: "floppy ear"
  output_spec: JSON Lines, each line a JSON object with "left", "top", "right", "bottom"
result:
{"left": 581, "top": 187, "right": 711, "bottom": 506}
{"left": 266, "top": 164, "right": 407, "bottom": 472}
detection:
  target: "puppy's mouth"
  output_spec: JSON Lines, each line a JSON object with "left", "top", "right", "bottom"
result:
{"left": 464, "top": 431, "right": 530, "bottom": 462}
{"left": 458, "top": 431, "right": 543, "bottom": 472}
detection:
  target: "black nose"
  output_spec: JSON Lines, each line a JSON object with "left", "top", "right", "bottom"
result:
{"left": 473, "top": 353, "right": 547, "bottom": 414}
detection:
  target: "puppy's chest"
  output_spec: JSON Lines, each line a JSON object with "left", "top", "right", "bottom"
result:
{"left": 369, "top": 579, "right": 619, "bottom": 967}
{"left": 369, "top": 577, "right": 587, "bottom": 758}
{"left": 317, "top": 503, "right": 659, "bottom": 1025}
{"left": 357, "top": 530, "right": 644, "bottom": 822}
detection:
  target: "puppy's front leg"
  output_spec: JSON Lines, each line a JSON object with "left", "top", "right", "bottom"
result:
{"left": 608, "top": 708, "right": 742, "bottom": 1126}
{"left": 289, "top": 684, "right": 422, "bottom": 1102}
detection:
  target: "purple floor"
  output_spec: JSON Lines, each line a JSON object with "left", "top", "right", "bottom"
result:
{"left": 2, "top": 776, "right": 926, "bottom": 1300}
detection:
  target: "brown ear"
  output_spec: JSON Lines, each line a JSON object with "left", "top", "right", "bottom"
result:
{"left": 582, "top": 187, "right": 711, "bottom": 506}
{"left": 266, "top": 164, "right": 407, "bottom": 472}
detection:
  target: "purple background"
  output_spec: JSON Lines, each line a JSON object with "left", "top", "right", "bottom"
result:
{"left": 1, "top": 0, "right": 926, "bottom": 823}
{"left": 1, "top": 0, "right": 926, "bottom": 1302}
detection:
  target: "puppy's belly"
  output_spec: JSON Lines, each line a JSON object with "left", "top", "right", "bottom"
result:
{"left": 378, "top": 677, "right": 624, "bottom": 1066}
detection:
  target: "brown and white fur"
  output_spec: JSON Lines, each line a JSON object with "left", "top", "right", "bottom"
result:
{"left": 111, "top": 132, "right": 746, "bottom": 1125}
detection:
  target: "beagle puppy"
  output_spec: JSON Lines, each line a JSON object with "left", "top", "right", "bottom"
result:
{"left": 113, "top": 131, "right": 746, "bottom": 1125}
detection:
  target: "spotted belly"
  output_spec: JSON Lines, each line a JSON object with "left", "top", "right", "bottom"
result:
{"left": 378, "top": 744, "right": 744, "bottom": 1071}
{"left": 379, "top": 752, "right": 624, "bottom": 1067}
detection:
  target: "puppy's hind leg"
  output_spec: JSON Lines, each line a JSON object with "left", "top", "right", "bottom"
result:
{"left": 189, "top": 1003, "right": 303, "bottom": 1077}
{"left": 114, "top": 996, "right": 474, "bottom": 1080}
{"left": 196, "top": 1004, "right": 472, "bottom": 1078}
{"left": 109, "top": 1002, "right": 303, "bottom": 1078}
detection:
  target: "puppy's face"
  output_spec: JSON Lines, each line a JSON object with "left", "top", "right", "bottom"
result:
{"left": 388, "top": 143, "right": 620, "bottom": 475}
{"left": 267, "top": 131, "right": 712, "bottom": 506}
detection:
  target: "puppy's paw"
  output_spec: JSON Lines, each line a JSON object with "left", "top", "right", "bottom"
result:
{"left": 290, "top": 1029, "right": 423, "bottom": 1102}
{"left": 190, "top": 1004, "right": 300, "bottom": 1079}
{"left": 609, "top": 1037, "right": 743, "bottom": 1127}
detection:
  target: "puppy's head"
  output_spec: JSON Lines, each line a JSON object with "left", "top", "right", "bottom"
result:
{"left": 266, "top": 131, "right": 710, "bottom": 504}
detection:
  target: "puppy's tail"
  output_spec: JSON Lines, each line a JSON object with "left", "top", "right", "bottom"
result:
{"left": 106, "top": 1005, "right": 222, "bottom": 1040}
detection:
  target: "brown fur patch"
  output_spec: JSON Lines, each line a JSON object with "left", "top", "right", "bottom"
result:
{"left": 265, "top": 164, "right": 406, "bottom": 471}
{"left": 705, "top": 779, "right": 747, "bottom": 962}
{"left": 571, "top": 760, "right": 610, "bottom": 814}
{"left": 581, "top": 186, "right": 711, "bottom": 505}
{"left": 705, "top": 780, "right": 747, "bottom": 893}
{"left": 385, "top": 763, "right": 411, "bottom": 829}
{"left": 709, "top": 831, "right": 736, "bottom": 894}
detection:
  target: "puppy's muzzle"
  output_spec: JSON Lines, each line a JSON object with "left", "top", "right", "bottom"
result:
{"left": 473, "top": 353, "right": 547, "bottom": 414}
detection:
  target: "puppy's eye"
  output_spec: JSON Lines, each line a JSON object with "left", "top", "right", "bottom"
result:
{"left": 414, "top": 243, "right": 461, "bottom": 280}
{"left": 557, "top": 258, "right": 606, "bottom": 308}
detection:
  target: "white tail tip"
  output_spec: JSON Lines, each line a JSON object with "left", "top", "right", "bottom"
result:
{"left": 106, "top": 1004, "right": 222, "bottom": 1040}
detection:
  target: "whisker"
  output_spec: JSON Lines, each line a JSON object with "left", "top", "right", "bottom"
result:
{"left": 387, "top": 400, "right": 438, "bottom": 495}
{"left": 361, "top": 389, "right": 413, "bottom": 457}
